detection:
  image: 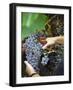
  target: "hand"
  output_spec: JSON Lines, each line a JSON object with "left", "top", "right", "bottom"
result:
{"left": 24, "top": 61, "right": 40, "bottom": 77}
{"left": 42, "top": 36, "right": 64, "bottom": 50}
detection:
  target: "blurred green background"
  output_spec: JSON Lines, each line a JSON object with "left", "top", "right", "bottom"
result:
{"left": 21, "top": 13, "right": 48, "bottom": 40}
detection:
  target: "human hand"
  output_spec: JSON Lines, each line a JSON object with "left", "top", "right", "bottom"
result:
{"left": 42, "top": 36, "right": 64, "bottom": 50}
{"left": 24, "top": 61, "right": 40, "bottom": 77}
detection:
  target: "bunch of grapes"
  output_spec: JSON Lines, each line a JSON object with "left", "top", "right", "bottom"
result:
{"left": 39, "top": 44, "right": 64, "bottom": 76}
{"left": 24, "top": 34, "right": 43, "bottom": 71}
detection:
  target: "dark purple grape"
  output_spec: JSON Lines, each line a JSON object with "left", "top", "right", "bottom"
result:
{"left": 24, "top": 34, "right": 43, "bottom": 71}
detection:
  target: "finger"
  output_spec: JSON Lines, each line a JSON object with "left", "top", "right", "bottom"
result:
{"left": 42, "top": 43, "right": 49, "bottom": 49}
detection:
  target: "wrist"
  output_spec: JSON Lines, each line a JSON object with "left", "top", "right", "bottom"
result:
{"left": 29, "top": 72, "right": 39, "bottom": 77}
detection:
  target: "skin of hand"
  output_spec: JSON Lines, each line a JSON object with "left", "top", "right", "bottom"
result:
{"left": 42, "top": 36, "right": 64, "bottom": 50}
{"left": 24, "top": 61, "right": 40, "bottom": 77}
